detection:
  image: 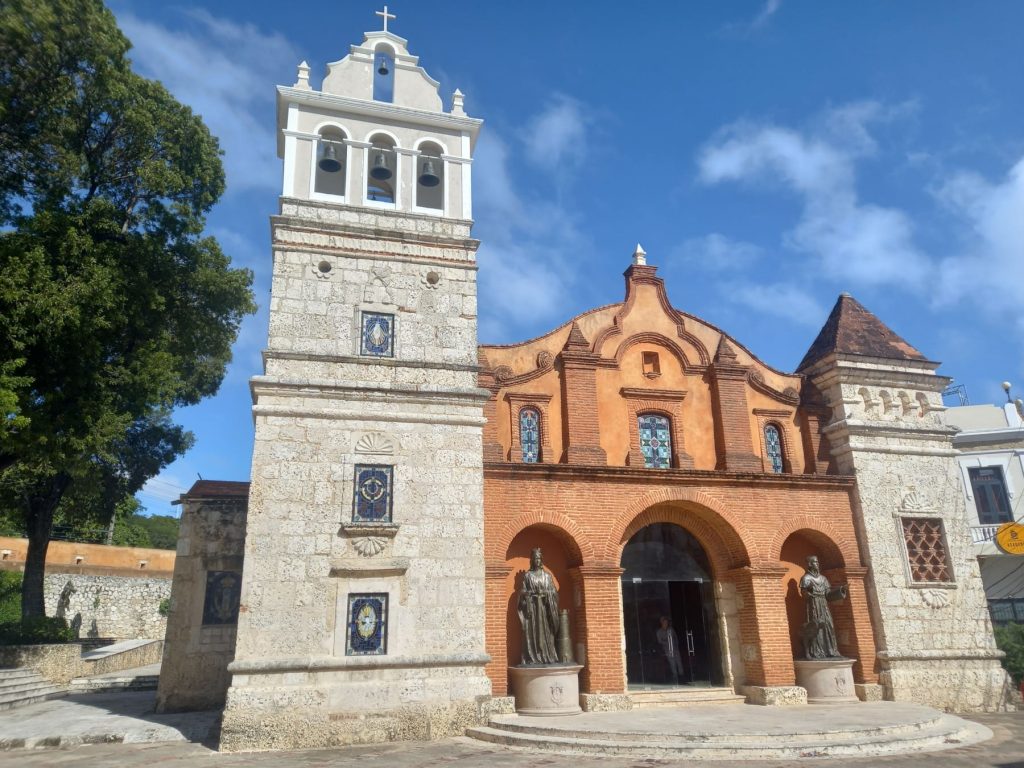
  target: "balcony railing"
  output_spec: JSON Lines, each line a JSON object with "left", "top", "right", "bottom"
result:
{"left": 970, "top": 524, "right": 1001, "bottom": 544}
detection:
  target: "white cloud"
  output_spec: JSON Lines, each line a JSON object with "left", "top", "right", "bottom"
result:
{"left": 524, "top": 94, "right": 589, "bottom": 171}
{"left": 723, "top": 0, "right": 783, "bottom": 36}
{"left": 934, "top": 158, "right": 1024, "bottom": 320}
{"left": 721, "top": 281, "right": 826, "bottom": 328}
{"left": 670, "top": 233, "right": 763, "bottom": 272}
{"left": 475, "top": 112, "right": 591, "bottom": 341}
{"left": 698, "top": 104, "right": 931, "bottom": 286}
{"left": 117, "top": 10, "right": 299, "bottom": 194}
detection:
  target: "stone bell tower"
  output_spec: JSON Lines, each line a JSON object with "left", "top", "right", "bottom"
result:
{"left": 220, "top": 13, "right": 492, "bottom": 749}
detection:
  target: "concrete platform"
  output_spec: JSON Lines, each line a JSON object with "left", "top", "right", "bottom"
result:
{"left": 0, "top": 690, "right": 217, "bottom": 750}
{"left": 467, "top": 701, "right": 992, "bottom": 759}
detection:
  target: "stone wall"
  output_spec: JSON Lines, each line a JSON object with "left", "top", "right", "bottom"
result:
{"left": 156, "top": 495, "right": 246, "bottom": 714}
{"left": 806, "top": 353, "right": 1012, "bottom": 711}
{"left": 0, "top": 643, "right": 82, "bottom": 685}
{"left": 43, "top": 572, "right": 170, "bottom": 640}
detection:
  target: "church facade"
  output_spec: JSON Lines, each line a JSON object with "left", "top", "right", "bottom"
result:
{"left": 155, "top": 20, "right": 1011, "bottom": 751}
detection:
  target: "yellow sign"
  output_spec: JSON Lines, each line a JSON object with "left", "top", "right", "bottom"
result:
{"left": 995, "top": 523, "right": 1024, "bottom": 555}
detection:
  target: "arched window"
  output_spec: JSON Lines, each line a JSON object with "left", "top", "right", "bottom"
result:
{"left": 415, "top": 141, "right": 444, "bottom": 211}
{"left": 638, "top": 414, "right": 672, "bottom": 469}
{"left": 366, "top": 134, "right": 397, "bottom": 205}
{"left": 764, "top": 424, "right": 784, "bottom": 473}
{"left": 313, "top": 127, "right": 347, "bottom": 198}
{"left": 372, "top": 44, "right": 395, "bottom": 103}
{"left": 519, "top": 408, "right": 541, "bottom": 463}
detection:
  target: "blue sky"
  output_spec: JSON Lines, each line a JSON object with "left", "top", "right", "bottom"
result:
{"left": 109, "top": 1, "right": 1024, "bottom": 515}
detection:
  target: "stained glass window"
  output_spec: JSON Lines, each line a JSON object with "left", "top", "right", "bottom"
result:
{"left": 519, "top": 408, "right": 541, "bottom": 463}
{"left": 353, "top": 465, "right": 393, "bottom": 522}
{"left": 346, "top": 593, "right": 388, "bottom": 655}
{"left": 638, "top": 414, "right": 672, "bottom": 469}
{"left": 764, "top": 424, "right": 784, "bottom": 474}
{"left": 361, "top": 312, "right": 394, "bottom": 357}
{"left": 202, "top": 570, "right": 241, "bottom": 625}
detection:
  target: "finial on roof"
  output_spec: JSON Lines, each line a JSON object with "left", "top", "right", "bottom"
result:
{"left": 632, "top": 243, "right": 647, "bottom": 266}
{"left": 563, "top": 321, "right": 590, "bottom": 351}
{"left": 840, "top": 291, "right": 852, "bottom": 298}
{"left": 295, "top": 60, "right": 311, "bottom": 90}
{"left": 452, "top": 88, "right": 466, "bottom": 116}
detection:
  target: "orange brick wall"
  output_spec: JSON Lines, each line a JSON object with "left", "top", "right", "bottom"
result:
{"left": 0, "top": 536, "right": 175, "bottom": 575}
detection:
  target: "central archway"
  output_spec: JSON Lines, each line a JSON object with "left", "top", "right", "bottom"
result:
{"left": 620, "top": 522, "right": 723, "bottom": 689}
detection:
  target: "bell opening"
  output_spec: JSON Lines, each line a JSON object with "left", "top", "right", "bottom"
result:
{"left": 370, "top": 152, "right": 393, "bottom": 181}
{"left": 318, "top": 143, "right": 342, "bottom": 173}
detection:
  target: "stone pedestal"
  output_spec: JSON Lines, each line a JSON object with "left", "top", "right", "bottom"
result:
{"left": 794, "top": 658, "right": 858, "bottom": 704}
{"left": 509, "top": 664, "right": 583, "bottom": 716}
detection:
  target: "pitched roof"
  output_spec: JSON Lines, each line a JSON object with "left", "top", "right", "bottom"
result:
{"left": 797, "top": 293, "right": 927, "bottom": 372}
{"left": 183, "top": 479, "right": 251, "bottom": 499}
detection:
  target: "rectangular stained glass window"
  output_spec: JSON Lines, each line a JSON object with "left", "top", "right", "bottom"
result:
{"left": 360, "top": 311, "right": 394, "bottom": 357}
{"left": 202, "top": 570, "right": 241, "bottom": 625}
{"left": 968, "top": 466, "right": 1012, "bottom": 525}
{"left": 353, "top": 465, "right": 393, "bottom": 522}
{"left": 638, "top": 414, "right": 672, "bottom": 469}
{"left": 764, "top": 425, "right": 784, "bottom": 473}
{"left": 901, "top": 517, "right": 952, "bottom": 583}
{"left": 346, "top": 593, "right": 388, "bottom": 655}
{"left": 519, "top": 408, "right": 541, "bottom": 463}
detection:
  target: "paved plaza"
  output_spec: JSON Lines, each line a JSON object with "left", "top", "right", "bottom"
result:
{"left": 0, "top": 690, "right": 1022, "bottom": 767}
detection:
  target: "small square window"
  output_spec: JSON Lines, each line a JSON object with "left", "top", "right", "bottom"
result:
{"left": 353, "top": 465, "right": 394, "bottom": 522}
{"left": 642, "top": 351, "right": 661, "bottom": 378}
{"left": 346, "top": 593, "right": 388, "bottom": 655}
{"left": 361, "top": 312, "right": 394, "bottom": 357}
{"left": 901, "top": 517, "right": 952, "bottom": 583}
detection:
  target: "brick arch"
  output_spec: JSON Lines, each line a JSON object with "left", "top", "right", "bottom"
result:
{"left": 604, "top": 488, "right": 751, "bottom": 573}
{"left": 494, "top": 511, "right": 594, "bottom": 567}
{"left": 768, "top": 518, "right": 857, "bottom": 569}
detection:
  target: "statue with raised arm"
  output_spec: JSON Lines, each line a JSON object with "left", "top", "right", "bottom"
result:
{"left": 799, "top": 555, "right": 848, "bottom": 659}
{"left": 517, "top": 547, "right": 561, "bottom": 665}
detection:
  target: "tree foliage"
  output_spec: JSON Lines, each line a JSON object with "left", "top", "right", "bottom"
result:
{"left": 0, "top": 0, "right": 256, "bottom": 616}
{"left": 995, "top": 623, "right": 1024, "bottom": 687}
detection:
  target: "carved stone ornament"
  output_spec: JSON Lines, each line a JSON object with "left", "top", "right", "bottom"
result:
{"left": 900, "top": 490, "right": 935, "bottom": 514}
{"left": 354, "top": 432, "right": 395, "bottom": 455}
{"left": 536, "top": 351, "right": 553, "bottom": 369}
{"left": 919, "top": 588, "right": 951, "bottom": 609}
{"left": 494, "top": 365, "right": 513, "bottom": 383}
{"left": 352, "top": 537, "right": 388, "bottom": 557}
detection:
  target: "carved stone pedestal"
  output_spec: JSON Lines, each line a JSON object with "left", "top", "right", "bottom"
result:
{"left": 794, "top": 658, "right": 858, "bottom": 704}
{"left": 509, "top": 664, "right": 583, "bottom": 716}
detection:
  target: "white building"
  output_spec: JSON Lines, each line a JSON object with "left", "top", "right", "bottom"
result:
{"left": 946, "top": 401, "right": 1024, "bottom": 625}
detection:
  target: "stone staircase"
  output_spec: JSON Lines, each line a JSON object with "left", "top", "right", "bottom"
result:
{"left": 629, "top": 686, "right": 745, "bottom": 708}
{"left": 0, "top": 668, "right": 66, "bottom": 712}
{"left": 465, "top": 702, "right": 992, "bottom": 759}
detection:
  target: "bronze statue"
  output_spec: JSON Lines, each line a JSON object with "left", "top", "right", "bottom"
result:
{"left": 799, "top": 555, "right": 848, "bottom": 659}
{"left": 517, "top": 548, "right": 561, "bottom": 665}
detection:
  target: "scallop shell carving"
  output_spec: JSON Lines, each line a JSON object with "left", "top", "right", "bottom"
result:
{"left": 900, "top": 490, "right": 934, "bottom": 513}
{"left": 354, "top": 432, "right": 395, "bottom": 455}
{"left": 919, "top": 589, "right": 951, "bottom": 609}
{"left": 352, "top": 537, "right": 388, "bottom": 557}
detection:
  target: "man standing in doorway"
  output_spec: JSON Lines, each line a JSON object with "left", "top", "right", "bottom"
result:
{"left": 657, "top": 616, "right": 684, "bottom": 685}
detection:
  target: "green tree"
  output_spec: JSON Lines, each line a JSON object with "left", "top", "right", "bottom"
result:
{"left": 0, "top": 0, "right": 256, "bottom": 617}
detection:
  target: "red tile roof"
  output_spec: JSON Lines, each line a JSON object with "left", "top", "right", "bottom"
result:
{"left": 798, "top": 293, "right": 927, "bottom": 371}
{"left": 183, "top": 480, "right": 251, "bottom": 499}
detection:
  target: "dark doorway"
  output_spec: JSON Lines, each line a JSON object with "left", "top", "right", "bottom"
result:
{"left": 620, "top": 523, "right": 722, "bottom": 689}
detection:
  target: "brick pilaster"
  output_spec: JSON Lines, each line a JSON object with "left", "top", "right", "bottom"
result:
{"left": 484, "top": 563, "right": 513, "bottom": 695}
{"left": 726, "top": 564, "right": 794, "bottom": 686}
{"left": 478, "top": 351, "right": 505, "bottom": 463}
{"left": 823, "top": 565, "right": 878, "bottom": 684}
{"left": 560, "top": 322, "right": 607, "bottom": 465}
{"left": 575, "top": 564, "right": 624, "bottom": 692}
{"left": 710, "top": 338, "right": 761, "bottom": 472}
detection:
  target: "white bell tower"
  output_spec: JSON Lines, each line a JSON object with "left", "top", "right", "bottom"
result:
{"left": 222, "top": 11, "right": 492, "bottom": 750}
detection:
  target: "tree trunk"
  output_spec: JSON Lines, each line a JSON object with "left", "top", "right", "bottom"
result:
{"left": 21, "top": 472, "right": 71, "bottom": 618}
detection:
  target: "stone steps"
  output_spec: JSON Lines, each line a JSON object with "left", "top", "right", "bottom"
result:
{"left": 68, "top": 673, "right": 158, "bottom": 694}
{"left": 465, "top": 711, "right": 991, "bottom": 759}
{"left": 0, "top": 669, "right": 66, "bottom": 712}
{"left": 630, "top": 687, "right": 745, "bottom": 708}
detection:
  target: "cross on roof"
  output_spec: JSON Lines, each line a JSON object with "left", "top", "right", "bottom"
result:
{"left": 376, "top": 5, "right": 396, "bottom": 32}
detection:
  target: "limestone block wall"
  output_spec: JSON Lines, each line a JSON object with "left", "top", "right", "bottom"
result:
{"left": 811, "top": 356, "right": 1011, "bottom": 711}
{"left": 156, "top": 497, "right": 246, "bottom": 713}
{"left": 43, "top": 572, "right": 170, "bottom": 640}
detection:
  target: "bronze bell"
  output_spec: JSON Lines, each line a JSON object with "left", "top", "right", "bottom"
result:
{"left": 370, "top": 151, "right": 393, "bottom": 180}
{"left": 377, "top": 56, "right": 390, "bottom": 76}
{"left": 418, "top": 158, "right": 440, "bottom": 187}
{"left": 318, "top": 143, "right": 342, "bottom": 173}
